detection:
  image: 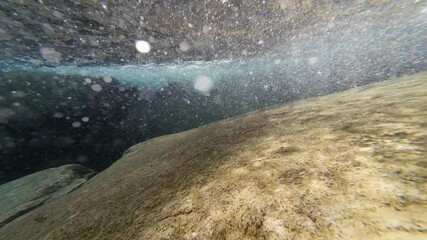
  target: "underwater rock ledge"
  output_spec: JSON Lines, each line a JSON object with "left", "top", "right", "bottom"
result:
{"left": 0, "top": 164, "right": 95, "bottom": 228}
{"left": 1, "top": 72, "right": 426, "bottom": 239}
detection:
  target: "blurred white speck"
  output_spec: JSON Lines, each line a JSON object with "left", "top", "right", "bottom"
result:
{"left": 54, "top": 112, "right": 64, "bottom": 118}
{"left": 279, "top": 0, "right": 287, "bottom": 10}
{"left": 258, "top": 40, "right": 264, "bottom": 45}
{"left": 179, "top": 41, "right": 190, "bottom": 52}
{"left": 72, "top": 121, "right": 81, "bottom": 128}
{"left": 52, "top": 10, "right": 63, "bottom": 19}
{"left": 194, "top": 76, "right": 213, "bottom": 94}
{"left": 191, "top": 232, "right": 199, "bottom": 239}
{"left": 103, "top": 76, "right": 113, "bottom": 83}
{"left": 102, "top": 4, "right": 107, "bottom": 9}
{"left": 274, "top": 59, "right": 281, "bottom": 64}
{"left": 148, "top": 36, "right": 155, "bottom": 42}
{"left": 11, "top": 91, "right": 26, "bottom": 97}
{"left": 29, "top": 59, "right": 42, "bottom": 66}
{"left": 12, "top": 102, "right": 20, "bottom": 107}
{"left": 308, "top": 57, "right": 318, "bottom": 65}
{"left": 202, "top": 25, "right": 210, "bottom": 33}
{"left": 135, "top": 40, "right": 151, "bottom": 53}
{"left": 396, "top": 144, "right": 417, "bottom": 151}
{"left": 82, "top": 117, "right": 90, "bottom": 122}
{"left": 84, "top": 78, "right": 92, "bottom": 84}
{"left": 188, "top": 23, "right": 194, "bottom": 28}
{"left": 40, "top": 47, "right": 62, "bottom": 63}
{"left": 91, "top": 84, "right": 103, "bottom": 92}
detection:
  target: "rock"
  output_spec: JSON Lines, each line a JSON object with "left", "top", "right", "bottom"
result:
{"left": 0, "top": 73, "right": 426, "bottom": 239}
{"left": 0, "top": 0, "right": 424, "bottom": 67}
{"left": 0, "top": 164, "right": 95, "bottom": 228}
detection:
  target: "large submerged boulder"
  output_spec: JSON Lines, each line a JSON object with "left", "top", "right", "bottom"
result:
{"left": 0, "top": 73, "right": 426, "bottom": 239}
{"left": 0, "top": 164, "right": 95, "bottom": 228}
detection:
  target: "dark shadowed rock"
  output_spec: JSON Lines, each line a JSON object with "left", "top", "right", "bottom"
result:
{"left": 0, "top": 164, "right": 95, "bottom": 228}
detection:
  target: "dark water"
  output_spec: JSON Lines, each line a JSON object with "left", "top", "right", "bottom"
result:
{"left": 0, "top": 0, "right": 426, "bottom": 183}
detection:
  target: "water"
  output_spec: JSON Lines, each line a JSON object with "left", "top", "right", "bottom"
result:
{"left": 0, "top": 0, "right": 426, "bottom": 238}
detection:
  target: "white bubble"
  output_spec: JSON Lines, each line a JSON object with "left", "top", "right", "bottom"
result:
{"left": 179, "top": 41, "right": 190, "bottom": 52}
{"left": 72, "top": 121, "right": 81, "bottom": 128}
{"left": 202, "top": 25, "right": 210, "bottom": 33}
{"left": 29, "top": 59, "right": 42, "bottom": 66}
{"left": 91, "top": 84, "right": 103, "bottom": 92}
{"left": 82, "top": 117, "right": 90, "bottom": 122}
{"left": 84, "top": 78, "right": 92, "bottom": 83}
{"left": 52, "top": 10, "right": 63, "bottom": 19}
{"left": 191, "top": 232, "right": 199, "bottom": 239}
{"left": 54, "top": 112, "right": 64, "bottom": 118}
{"left": 135, "top": 40, "right": 151, "bottom": 53}
{"left": 258, "top": 40, "right": 264, "bottom": 45}
{"left": 279, "top": 0, "right": 287, "bottom": 10}
{"left": 308, "top": 57, "right": 318, "bottom": 65}
{"left": 11, "top": 91, "right": 26, "bottom": 97}
{"left": 103, "top": 76, "right": 112, "bottom": 83}
{"left": 194, "top": 76, "right": 213, "bottom": 94}
{"left": 188, "top": 23, "right": 194, "bottom": 28}
{"left": 40, "top": 47, "right": 62, "bottom": 63}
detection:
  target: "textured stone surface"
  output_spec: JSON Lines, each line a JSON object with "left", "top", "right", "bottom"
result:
{"left": 0, "top": 73, "right": 426, "bottom": 239}
{"left": 0, "top": 164, "right": 95, "bottom": 228}
{"left": 0, "top": 0, "right": 424, "bottom": 65}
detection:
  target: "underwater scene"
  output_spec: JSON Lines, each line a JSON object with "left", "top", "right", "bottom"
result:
{"left": 0, "top": 0, "right": 426, "bottom": 239}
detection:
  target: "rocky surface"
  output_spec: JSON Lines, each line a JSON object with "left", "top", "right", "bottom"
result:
{"left": 0, "top": 164, "right": 95, "bottom": 228}
{"left": 0, "top": 0, "right": 425, "bottom": 65}
{"left": 0, "top": 72, "right": 426, "bottom": 239}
